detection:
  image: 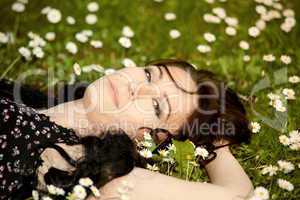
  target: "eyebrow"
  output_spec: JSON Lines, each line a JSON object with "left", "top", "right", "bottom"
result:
{"left": 152, "top": 65, "right": 171, "bottom": 121}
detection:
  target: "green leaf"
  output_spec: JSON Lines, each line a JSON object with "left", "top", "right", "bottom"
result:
{"left": 172, "top": 139, "right": 195, "bottom": 178}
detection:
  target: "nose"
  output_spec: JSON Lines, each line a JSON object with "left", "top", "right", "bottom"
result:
{"left": 128, "top": 81, "right": 160, "bottom": 99}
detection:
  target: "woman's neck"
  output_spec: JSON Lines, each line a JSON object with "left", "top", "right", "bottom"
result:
{"left": 38, "top": 99, "right": 93, "bottom": 137}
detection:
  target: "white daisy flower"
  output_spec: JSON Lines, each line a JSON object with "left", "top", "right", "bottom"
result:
{"left": 42, "top": 197, "right": 53, "bottom": 200}
{"left": 256, "top": 5, "right": 267, "bottom": 15}
{"left": 248, "top": 26, "right": 260, "bottom": 37}
{"left": 0, "top": 32, "right": 9, "bottom": 44}
{"left": 11, "top": 2, "right": 25, "bottom": 13}
{"left": 283, "top": 9, "right": 295, "bottom": 17}
{"left": 47, "top": 8, "right": 62, "bottom": 24}
{"left": 122, "top": 26, "right": 135, "bottom": 38}
{"left": 32, "top": 47, "right": 44, "bottom": 58}
{"left": 239, "top": 40, "right": 250, "bottom": 50}
{"left": 169, "top": 29, "right": 181, "bottom": 39}
{"left": 253, "top": 186, "right": 269, "bottom": 200}
{"left": 85, "top": 14, "right": 98, "bottom": 25}
{"left": 197, "top": 44, "right": 211, "bottom": 53}
{"left": 18, "top": 46, "right": 31, "bottom": 60}
{"left": 280, "top": 22, "right": 292, "bottom": 33}
{"left": 143, "top": 132, "right": 152, "bottom": 141}
{"left": 139, "top": 149, "right": 153, "bottom": 158}
{"left": 118, "top": 36, "right": 132, "bottom": 48}
{"left": 290, "top": 143, "right": 300, "bottom": 151}
{"left": 267, "top": 92, "right": 280, "bottom": 100}
{"left": 203, "top": 32, "right": 216, "bottom": 43}
{"left": 92, "top": 64, "right": 104, "bottom": 73}
{"left": 66, "top": 16, "right": 76, "bottom": 25}
{"left": 261, "top": 165, "right": 278, "bottom": 176}
{"left": 122, "top": 58, "right": 136, "bottom": 67}
{"left": 27, "top": 32, "right": 37, "bottom": 39}
{"left": 256, "top": 19, "right": 266, "bottom": 30}
{"left": 243, "top": 55, "right": 251, "bottom": 62}
{"left": 275, "top": 106, "right": 286, "bottom": 112}
{"left": 65, "top": 42, "right": 78, "bottom": 54}
{"left": 82, "top": 29, "right": 93, "bottom": 37}
{"left": 73, "top": 185, "right": 87, "bottom": 199}
{"left": 212, "top": 7, "right": 226, "bottom": 19}
{"left": 75, "top": 32, "right": 89, "bottom": 43}
{"left": 195, "top": 147, "right": 209, "bottom": 159}
{"left": 282, "top": 88, "right": 295, "bottom": 100}
{"left": 205, "top": 0, "right": 215, "bottom": 4}
{"left": 277, "top": 179, "right": 294, "bottom": 191}
{"left": 225, "top": 17, "right": 238, "bottom": 27}
{"left": 47, "top": 185, "right": 65, "bottom": 195}
{"left": 289, "top": 130, "right": 300, "bottom": 143}
{"left": 17, "top": 0, "right": 28, "bottom": 3}
{"left": 277, "top": 160, "right": 295, "bottom": 174}
{"left": 288, "top": 75, "right": 300, "bottom": 84}
{"left": 79, "top": 177, "right": 93, "bottom": 187}
{"left": 158, "top": 149, "right": 169, "bottom": 157}
{"left": 90, "top": 185, "right": 101, "bottom": 197}
{"left": 146, "top": 164, "right": 159, "bottom": 171}
{"left": 87, "top": 2, "right": 99, "bottom": 12}
{"left": 269, "top": 98, "right": 286, "bottom": 112}
{"left": 41, "top": 6, "right": 52, "bottom": 15}
{"left": 203, "top": 13, "right": 221, "bottom": 24}
{"left": 45, "top": 32, "right": 56, "bottom": 41}
{"left": 225, "top": 26, "right": 237, "bottom": 36}
{"left": 28, "top": 36, "right": 46, "bottom": 48}
{"left": 167, "top": 144, "right": 176, "bottom": 152}
{"left": 280, "top": 55, "right": 292, "bottom": 65}
{"left": 250, "top": 122, "right": 261, "bottom": 133}
{"left": 104, "top": 68, "right": 116, "bottom": 75}
{"left": 164, "top": 12, "right": 176, "bottom": 21}
{"left": 279, "top": 135, "right": 290, "bottom": 146}
{"left": 284, "top": 17, "right": 296, "bottom": 27}
{"left": 32, "top": 190, "right": 39, "bottom": 200}
{"left": 263, "top": 54, "right": 275, "bottom": 62}
{"left": 140, "top": 141, "right": 152, "bottom": 148}
{"left": 73, "top": 63, "right": 81, "bottom": 76}
{"left": 90, "top": 40, "right": 103, "bottom": 48}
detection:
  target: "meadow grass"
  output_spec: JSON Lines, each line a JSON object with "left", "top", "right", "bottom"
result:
{"left": 0, "top": 0, "right": 299, "bottom": 199}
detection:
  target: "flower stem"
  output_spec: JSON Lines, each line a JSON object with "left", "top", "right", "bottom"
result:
{"left": 0, "top": 56, "right": 21, "bottom": 79}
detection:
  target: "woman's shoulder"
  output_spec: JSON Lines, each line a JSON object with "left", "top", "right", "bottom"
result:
{"left": 0, "top": 96, "right": 80, "bottom": 145}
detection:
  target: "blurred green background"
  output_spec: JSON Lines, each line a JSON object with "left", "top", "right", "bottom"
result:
{"left": 0, "top": 0, "right": 299, "bottom": 199}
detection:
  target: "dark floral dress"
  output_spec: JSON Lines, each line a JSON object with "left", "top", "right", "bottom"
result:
{"left": 0, "top": 97, "right": 80, "bottom": 200}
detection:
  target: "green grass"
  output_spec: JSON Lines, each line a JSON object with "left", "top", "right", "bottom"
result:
{"left": 0, "top": 0, "right": 299, "bottom": 199}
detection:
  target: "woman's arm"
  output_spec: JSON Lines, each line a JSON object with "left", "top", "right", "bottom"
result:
{"left": 88, "top": 147, "right": 253, "bottom": 200}
{"left": 89, "top": 168, "right": 244, "bottom": 200}
{"left": 204, "top": 146, "right": 254, "bottom": 197}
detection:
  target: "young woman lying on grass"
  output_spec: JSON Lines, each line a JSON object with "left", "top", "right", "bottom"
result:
{"left": 0, "top": 59, "right": 253, "bottom": 199}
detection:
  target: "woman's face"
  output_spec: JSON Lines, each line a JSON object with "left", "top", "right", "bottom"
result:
{"left": 83, "top": 65, "right": 199, "bottom": 140}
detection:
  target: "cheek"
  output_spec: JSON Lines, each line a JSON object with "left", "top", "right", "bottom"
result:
{"left": 117, "top": 98, "right": 154, "bottom": 122}
{"left": 115, "top": 98, "right": 157, "bottom": 129}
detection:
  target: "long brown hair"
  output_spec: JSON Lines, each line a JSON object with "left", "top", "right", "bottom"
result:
{"left": 146, "top": 59, "right": 251, "bottom": 147}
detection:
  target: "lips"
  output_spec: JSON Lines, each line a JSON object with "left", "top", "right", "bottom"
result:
{"left": 107, "top": 77, "right": 119, "bottom": 108}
